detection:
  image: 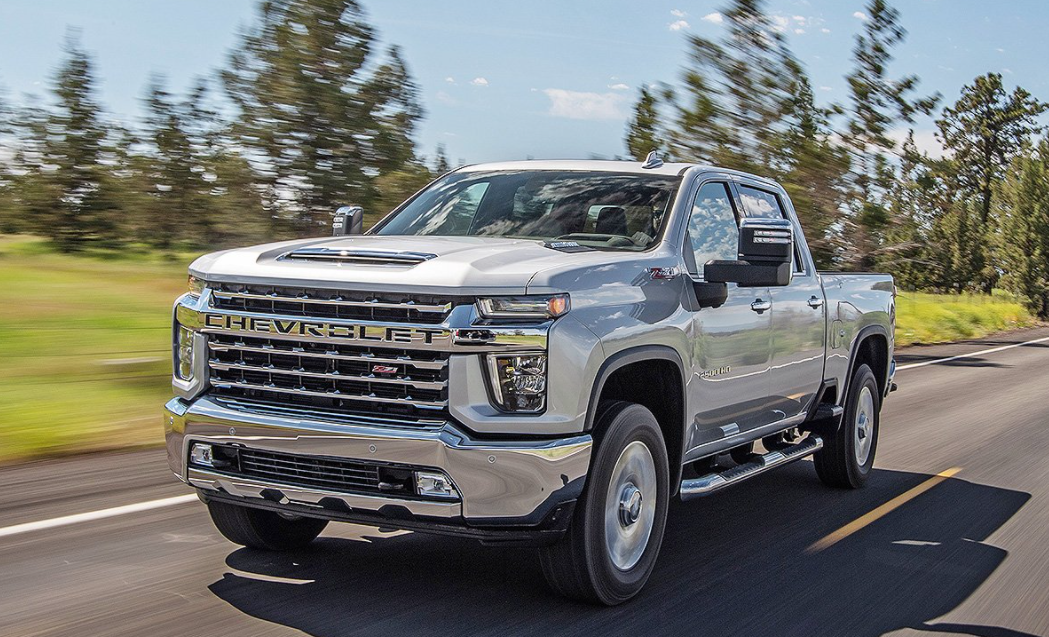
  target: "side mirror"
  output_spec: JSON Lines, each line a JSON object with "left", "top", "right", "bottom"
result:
{"left": 704, "top": 218, "right": 794, "bottom": 287}
{"left": 333, "top": 206, "right": 364, "bottom": 236}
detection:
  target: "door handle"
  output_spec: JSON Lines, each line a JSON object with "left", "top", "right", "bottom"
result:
{"left": 807, "top": 296, "right": 824, "bottom": 309}
{"left": 750, "top": 299, "right": 772, "bottom": 313}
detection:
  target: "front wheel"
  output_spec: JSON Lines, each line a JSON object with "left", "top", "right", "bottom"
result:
{"left": 207, "top": 500, "right": 328, "bottom": 550}
{"left": 538, "top": 402, "right": 669, "bottom": 605}
{"left": 814, "top": 363, "right": 881, "bottom": 488}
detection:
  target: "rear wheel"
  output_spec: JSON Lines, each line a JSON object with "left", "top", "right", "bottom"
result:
{"left": 814, "top": 363, "right": 881, "bottom": 488}
{"left": 539, "top": 401, "right": 669, "bottom": 605}
{"left": 207, "top": 500, "right": 328, "bottom": 550}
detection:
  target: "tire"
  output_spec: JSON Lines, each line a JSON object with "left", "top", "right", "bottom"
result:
{"left": 814, "top": 363, "right": 880, "bottom": 489}
{"left": 539, "top": 401, "right": 670, "bottom": 605}
{"left": 207, "top": 500, "right": 328, "bottom": 550}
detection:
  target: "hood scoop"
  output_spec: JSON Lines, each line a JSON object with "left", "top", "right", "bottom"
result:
{"left": 279, "top": 247, "right": 438, "bottom": 266}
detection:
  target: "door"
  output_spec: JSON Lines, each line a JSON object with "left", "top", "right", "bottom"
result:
{"left": 736, "top": 183, "right": 827, "bottom": 420}
{"left": 684, "top": 181, "right": 775, "bottom": 453}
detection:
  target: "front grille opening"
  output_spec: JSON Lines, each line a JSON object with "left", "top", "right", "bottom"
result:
{"left": 192, "top": 445, "right": 434, "bottom": 499}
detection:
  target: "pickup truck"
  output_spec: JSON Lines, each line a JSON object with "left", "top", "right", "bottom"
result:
{"left": 165, "top": 155, "right": 896, "bottom": 605}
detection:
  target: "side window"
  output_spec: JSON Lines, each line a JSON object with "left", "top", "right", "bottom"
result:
{"left": 686, "top": 182, "right": 739, "bottom": 275}
{"left": 738, "top": 184, "right": 805, "bottom": 274}
{"left": 737, "top": 185, "right": 785, "bottom": 219}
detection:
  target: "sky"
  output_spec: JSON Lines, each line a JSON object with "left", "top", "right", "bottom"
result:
{"left": 0, "top": 1, "right": 1045, "bottom": 165}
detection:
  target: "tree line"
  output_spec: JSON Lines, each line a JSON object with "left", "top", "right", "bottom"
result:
{"left": 0, "top": 0, "right": 447, "bottom": 252}
{"left": 1, "top": 0, "right": 1048, "bottom": 317}
{"left": 627, "top": 0, "right": 1049, "bottom": 316}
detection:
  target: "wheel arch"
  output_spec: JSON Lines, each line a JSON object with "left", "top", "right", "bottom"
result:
{"left": 586, "top": 345, "right": 687, "bottom": 494}
{"left": 843, "top": 325, "right": 891, "bottom": 402}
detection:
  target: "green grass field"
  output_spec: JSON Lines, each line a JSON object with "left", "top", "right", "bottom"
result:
{"left": 0, "top": 236, "right": 1037, "bottom": 464}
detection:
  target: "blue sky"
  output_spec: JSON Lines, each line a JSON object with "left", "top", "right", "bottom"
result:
{"left": 0, "top": 1, "right": 1044, "bottom": 164}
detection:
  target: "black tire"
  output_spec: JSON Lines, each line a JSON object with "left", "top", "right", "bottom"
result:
{"left": 207, "top": 500, "right": 328, "bottom": 550}
{"left": 538, "top": 401, "right": 670, "bottom": 605}
{"left": 814, "top": 363, "right": 881, "bottom": 489}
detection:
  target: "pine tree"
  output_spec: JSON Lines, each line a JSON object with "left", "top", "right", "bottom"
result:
{"left": 433, "top": 143, "right": 452, "bottom": 174}
{"left": 625, "top": 85, "right": 662, "bottom": 161}
{"left": 998, "top": 141, "right": 1049, "bottom": 317}
{"left": 843, "top": 0, "right": 939, "bottom": 269}
{"left": 221, "top": 0, "right": 423, "bottom": 234}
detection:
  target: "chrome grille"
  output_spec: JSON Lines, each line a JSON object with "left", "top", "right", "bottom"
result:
{"left": 205, "top": 284, "right": 456, "bottom": 423}
{"left": 211, "top": 283, "right": 454, "bottom": 325}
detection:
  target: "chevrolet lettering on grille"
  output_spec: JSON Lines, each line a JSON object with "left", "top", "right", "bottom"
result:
{"left": 203, "top": 314, "right": 448, "bottom": 345}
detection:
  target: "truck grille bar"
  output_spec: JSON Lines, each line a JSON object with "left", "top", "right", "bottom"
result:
{"left": 211, "top": 284, "right": 454, "bottom": 325}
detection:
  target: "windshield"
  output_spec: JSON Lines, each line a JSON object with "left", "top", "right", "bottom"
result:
{"left": 373, "top": 170, "right": 682, "bottom": 251}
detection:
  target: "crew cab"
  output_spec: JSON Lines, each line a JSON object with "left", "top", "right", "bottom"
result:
{"left": 164, "top": 155, "right": 896, "bottom": 604}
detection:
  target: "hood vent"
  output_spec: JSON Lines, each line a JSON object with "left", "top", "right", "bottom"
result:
{"left": 279, "top": 247, "right": 438, "bottom": 266}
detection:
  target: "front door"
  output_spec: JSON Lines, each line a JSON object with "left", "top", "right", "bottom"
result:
{"left": 683, "top": 181, "right": 775, "bottom": 454}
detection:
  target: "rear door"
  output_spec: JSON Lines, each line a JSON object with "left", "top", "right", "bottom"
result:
{"left": 735, "top": 183, "right": 826, "bottom": 421}
{"left": 683, "top": 180, "right": 775, "bottom": 450}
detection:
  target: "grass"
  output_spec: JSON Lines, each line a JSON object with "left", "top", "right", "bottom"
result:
{"left": 0, "top": 235, "right": 1039, "bottom": 464}
{"left": 894, "top": 291, "right": 1035, "bottom": 347}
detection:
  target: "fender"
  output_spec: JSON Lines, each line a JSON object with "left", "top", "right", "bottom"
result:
{"left": 840, "top": 323, "right": 891, "bottom": 404}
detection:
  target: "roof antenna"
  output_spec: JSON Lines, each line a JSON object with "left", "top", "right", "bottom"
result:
{"left": 642, "top": 150, "right": 664, "bottom": 169}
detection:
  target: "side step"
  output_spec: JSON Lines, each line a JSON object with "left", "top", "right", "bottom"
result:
{"left": 679, "top": 435, "right": 823, "bottom": 501}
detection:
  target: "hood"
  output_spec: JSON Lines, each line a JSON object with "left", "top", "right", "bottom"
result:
{"left": 189, "top": 235, "right": 627, "bottom": 295}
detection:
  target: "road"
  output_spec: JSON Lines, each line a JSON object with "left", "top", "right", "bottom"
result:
{"left": 3, "top": 327, "right": 1049, "bottom": 637}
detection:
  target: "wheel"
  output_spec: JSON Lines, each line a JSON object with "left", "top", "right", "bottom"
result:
{"left": 814, "top": 363, "right": 880, "bottom": 488}
{"left": 206, "top": 500, "right": 328, "bottom": 550}
{"left": 538, "top": 401, "right": 670, "bottom": 605}
{"left": 729, "top": 442, "right": 755, "bottom": 465}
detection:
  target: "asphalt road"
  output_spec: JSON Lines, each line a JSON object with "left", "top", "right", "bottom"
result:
{"left": 3, "top": 327, "right": 1049, "bottom": 637}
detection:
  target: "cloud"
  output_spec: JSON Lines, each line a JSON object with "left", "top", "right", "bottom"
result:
{"left": 771, "top": 15, "right": 790, "bottom": 32}
{"left": 470, "top": 77, "right": 489, "bottom": 87}
{"left": 701, "top": 12, "right": 723, "bottom": 24}
{"left": 888, "top": 128, "right": 944, "bottom": 159}
{"left": 444, "top": 77, "right": 455, "bottom": 84}
{"left": 819, "top": 86, "right": 833, "bottom": 92}
{"left": 670, "top": 9, "right": 686, "bottom": 18}
{"left": 669, "top": 19, "right": 689, "bottom": 31}
{"left": 821, "top": 27, "right": 831, "bottom": 33}
{"left": 435, "top": 91, "right": 456, "bottom": 106}
{"left": 1003, "top": 68, "right": 1014, "bottom": 75}
{"left": 542, "top": 89, "right": 627, "bottom": 121}
{"left": 853, "top": 11, "right": 869, "bottom": 21}
{"left": 794, "top": 28, "right": 805, "bottom": 34}
{"left": 608, "top": 83, "right": 630, "bottom": 90}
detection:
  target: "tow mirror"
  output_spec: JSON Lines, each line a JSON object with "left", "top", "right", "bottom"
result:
{"left": 333, "top": 206, "right": 364, "bottom": 236}
{"left": 704, "top": 218, "right": 794, "bottom": 288}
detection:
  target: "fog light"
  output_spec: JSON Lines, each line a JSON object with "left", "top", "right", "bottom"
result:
{"left": 175, "top": 325, "right": 194, "bottom": 381}
{"left": 486, "top": 353, "right": 548, "bottom": 412}
{"left": 415, "top": 471, "right": 458, "bottom": 500}
{"left": 190, "top": 443, "right": 214, "bottom": 467}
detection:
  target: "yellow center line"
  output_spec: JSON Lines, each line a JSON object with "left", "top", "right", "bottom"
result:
{"left": 805, "top": 467, "right": 963, "bottom": 554}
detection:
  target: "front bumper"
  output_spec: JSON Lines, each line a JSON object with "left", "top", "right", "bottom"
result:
{"left": 164, "top": 397, "right": 592, "bottom": 538}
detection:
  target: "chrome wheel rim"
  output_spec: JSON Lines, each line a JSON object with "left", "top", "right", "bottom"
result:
{"left": 604, "top": 440, "right": 657, "bottom": 571}
{"left": 854, "top": 386, "right": 875, "bottom": 466}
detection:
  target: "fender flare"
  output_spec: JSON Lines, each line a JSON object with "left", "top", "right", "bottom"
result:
{"left": 841, "top": 324, "right": 891, "bottom": 404}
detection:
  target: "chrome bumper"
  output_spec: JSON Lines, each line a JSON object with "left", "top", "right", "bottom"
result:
{"left": 164, "top": 397, "right": 592, "bottom": 527}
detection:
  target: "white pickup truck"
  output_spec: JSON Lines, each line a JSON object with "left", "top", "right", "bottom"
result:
{"left": 165, "top": 156, "right": 896, "bottom": 604}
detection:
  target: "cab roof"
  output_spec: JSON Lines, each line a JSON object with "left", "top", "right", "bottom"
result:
{"left": 453, "top": 159, "right": 777, "bottom": 185}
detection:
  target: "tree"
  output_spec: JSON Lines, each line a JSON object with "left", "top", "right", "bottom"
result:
{"left": 998, "top": 141, "right": 1049, "bottom": 317}
{"left": 625, "top": 85, "right": 663, "bottom": 161}
{"left": 221, "top": 0, "right": 423, "bottom": 234}
{"left": 842, "top": 0, "right": 939, "bottom": 269}
{"left": 432, "top": 143, "right": 452, "bottom": 174}
{"left": 25, "top": 35, "right": 121, "bottom": 251}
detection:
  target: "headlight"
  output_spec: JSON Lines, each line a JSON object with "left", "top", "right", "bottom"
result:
{"left": 486, "top": 352, "right": 548, "bottom": 412}
{"left": 175, "top": 324, "right": 195, "bottom": 381}
{"left": 476, "top": 294, "right": 569, "bottom": 320}
{"left": 187, "top": 275, "right": 205, "bottom": 297}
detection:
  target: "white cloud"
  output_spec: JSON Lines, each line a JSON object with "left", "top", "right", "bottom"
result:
{"left": 669, "top": 19, "right": 689, "bottom": 31}
{"left": 671, "top": 9, "right": 686, "bottom": 18}
{"left": 795, "top": 28, "right": 805, "bottom": 34}
{"left": 542, "top": 89, "right": 627, "bottom": 121}
{"left": 608, "top": 83, "right": 630, "bottom": 90}
{"left": 771, "top": 15, "right": 790, "bottom": 32}
{"left": 702, "top": 12, "right": 723, "bottom": 24}
{"left": 853, "top": 11, "right": 869, "bottom": 21}
{"left": 996, "top": 47, "right": 1005, "bottom": 53}
{"left": 435, "top": 91, "right": 456, "bottom": 106}
{"left": 821, "top": 27, "right": 831, "bottom": 33}
{"left": 819, "top": 86, "right": 833, "bottom": 91}
{"left": 470, "top": 77, "right": 489, "bottom": 87}
{"left": 888, "top": 128, "right": 944, "bottom": 159}
{"left": 444, "top": 77, "right": 455, "bottom": 84}
{"left": 1003, "top": 67, "right": 1014, "bottom": 75}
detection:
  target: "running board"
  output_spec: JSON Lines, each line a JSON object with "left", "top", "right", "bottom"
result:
{"left": 679, "top": 436, "right": 823, "bottom": 501}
